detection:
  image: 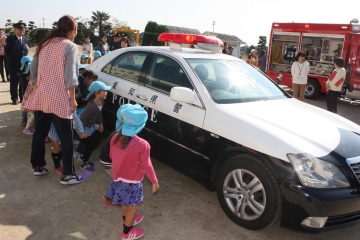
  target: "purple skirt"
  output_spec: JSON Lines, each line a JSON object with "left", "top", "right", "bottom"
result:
{"left": 106, "top": 179, "right": 144, "bottom": 206}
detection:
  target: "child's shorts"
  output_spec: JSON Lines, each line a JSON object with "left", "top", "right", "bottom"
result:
{"left": 106, "top": 179, "right": 144, "bottom": 206}
{"left": 48, "top": 123, "right": 60, "bottom": 142}
{"left": 84, "top": 127, "right": 95, "bottom": 136}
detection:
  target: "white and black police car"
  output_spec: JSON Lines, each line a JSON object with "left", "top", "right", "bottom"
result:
{"left": 87, "top": 33, "right": 360, "bottom": 231}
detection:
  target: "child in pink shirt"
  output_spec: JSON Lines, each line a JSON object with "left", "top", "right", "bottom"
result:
{"left": 105, "top": 103, "right": 159, "bottom": 240}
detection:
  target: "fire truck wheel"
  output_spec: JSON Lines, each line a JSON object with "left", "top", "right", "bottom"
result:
{"left": 305, "top": 78, "right": 320, "bottom": 99}
{"left": 216, "top": 154, "right": 282, "bottom": 230}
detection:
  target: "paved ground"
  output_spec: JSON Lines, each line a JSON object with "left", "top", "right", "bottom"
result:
{"left": 0, "top": 79, "right": 360, "bottom": 240}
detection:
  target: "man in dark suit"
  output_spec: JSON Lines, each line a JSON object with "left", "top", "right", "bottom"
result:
{"left": 5, "top": 22, "right": 29, "bottom": 105}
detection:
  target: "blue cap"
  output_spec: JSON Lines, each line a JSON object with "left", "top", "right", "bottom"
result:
{"left": 93, "top": 51, "right": 102, "bottom": 57}
{"left": 85, "top": 81, "right": 112, "bottom": 100}
{"left": 81, "top": 54, "right": 89, "bottom": 59}
{"left": 116, "top": 104, "right": 148, "bottom": 137}
{"left": 78, "top": 64, "right": 85, "bottom": 69}
{"left": 20, "top": 56, "right": 33, "bottom": 74}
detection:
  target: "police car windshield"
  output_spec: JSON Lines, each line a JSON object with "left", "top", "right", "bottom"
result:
{"left": 186, "top": 59, "right": 287, "bottom": 104}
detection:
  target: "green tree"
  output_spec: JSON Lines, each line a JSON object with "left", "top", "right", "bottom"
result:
{"left": 27, "top": 21, "right": 37, "bottom": 46}
{"left": 141, "top": 21, "right": 158, "bottom": 46}
{"left": 74, "top": 22, "right": 87, "bottom": 45}
{"left": 152, "top": 25, "right": 168, "bottom": 46}
{"left": 4, "top": 19, "right": 14, "bottom": 35}
{"left": 90, "top": 11, "right": 111, "bottom": 38}
{"left": 257, "top": 36, "right": 267, "bottom": 54}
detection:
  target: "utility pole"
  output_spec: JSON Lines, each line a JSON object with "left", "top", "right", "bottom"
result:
{"left": 42, "top": 18, "right": 45, "bottom": 28}
{"left": 212, "top": 21, "right": 215, "bottom": 34}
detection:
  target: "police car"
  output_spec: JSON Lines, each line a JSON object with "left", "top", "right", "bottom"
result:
{"left": 87, "top": 33, "right": 360, "bottom": 231}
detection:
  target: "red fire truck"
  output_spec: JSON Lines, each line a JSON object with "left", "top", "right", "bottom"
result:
{"left": 266, "top": 21, "right": 360, "bottom": 100}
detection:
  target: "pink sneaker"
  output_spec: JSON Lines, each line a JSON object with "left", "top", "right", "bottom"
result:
{"left": 23, "top": 128, "right": 34, "bottom": 135}
{"left": 133, "top": 214, "right": 143, "bottom": 226}
{"left": 53, "top": 166, "right": 63, "bottom": 176}
{"left": 121, "top": 228, "right": 144, "bottom": 240}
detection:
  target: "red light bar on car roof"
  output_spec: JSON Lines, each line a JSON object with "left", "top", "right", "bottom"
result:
{"left": 158, "top": 33, "right": 224, "bottom": 53}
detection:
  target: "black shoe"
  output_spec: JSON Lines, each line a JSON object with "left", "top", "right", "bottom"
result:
{"left": 80, "top": 162, "right": 94, "bottom": 171}
{"left": 1, "top": 79, "right": 5, "bottom": 82}
{"left": 100, "top": 158, "right": 112, "bottom": 167}
{"left": 33, "top": 167, "right": 49, "bottom": 176}
{"left": 12, "top": 101, "right": 17, "bottom": 105}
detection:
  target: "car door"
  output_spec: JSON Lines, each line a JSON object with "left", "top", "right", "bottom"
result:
{"left": 100, "top": 51, "right": 151, "bottom": 132}
{"left": 134, "top": 53, "right": 207, "bottom": 174}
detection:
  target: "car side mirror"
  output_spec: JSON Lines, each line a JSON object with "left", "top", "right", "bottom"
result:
{"left": 170, "top": 87, "right": 196, "bottom": 103}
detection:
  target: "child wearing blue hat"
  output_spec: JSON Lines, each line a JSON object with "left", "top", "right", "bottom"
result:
{"left": 20, "top": 56, "right": 35, "bottom": 135}
{"left": 79, "top": 81, "right": 111, "bottom": 170}
{"left": 93, "top": 50, "right": 102, "bottom": 61}
{"left": 80, "top": 54, "right": 89, "bottom": 64}
{"left": 105, "top": 103, "right": 159, "bottom": 240}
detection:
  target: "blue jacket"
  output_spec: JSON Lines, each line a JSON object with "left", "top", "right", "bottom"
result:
{"left": 5, "top": 35, "right": 29, "bottom": 70}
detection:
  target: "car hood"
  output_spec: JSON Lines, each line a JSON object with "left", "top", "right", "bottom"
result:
{"left": 209, "top": 98, "right": 360, "bottom": 164}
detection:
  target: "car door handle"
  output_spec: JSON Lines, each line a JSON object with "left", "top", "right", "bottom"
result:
{"left": 136, "top": 94, "right": 148, "bottom": 101}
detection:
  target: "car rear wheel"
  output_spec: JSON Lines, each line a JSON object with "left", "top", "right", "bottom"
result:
{"left": 216, "top": 154, "right": 281, "bottom": 230}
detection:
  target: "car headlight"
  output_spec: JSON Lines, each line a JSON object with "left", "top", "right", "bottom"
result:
{"left": 287, "top": 153, "right": 350, "bottom": 188}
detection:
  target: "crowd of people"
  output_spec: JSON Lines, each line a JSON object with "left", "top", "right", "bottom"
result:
{"left": 2, "top": 15, "right": 159, "bottom": 240}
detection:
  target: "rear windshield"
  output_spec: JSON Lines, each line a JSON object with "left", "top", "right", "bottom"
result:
{"left": 186, "top": 59, "right": 288, "bottom": 104}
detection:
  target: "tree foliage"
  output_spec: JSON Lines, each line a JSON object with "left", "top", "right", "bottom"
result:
{"left": 141, "top": 21, "right": 158, "bottom": 46}
{"left": 152, "top": 25, "right": 168, "bottom": 46}
{"left": 74, "top": 22, "right": 87, "bottom": 45}
{"left": 257, "top": 36, "right": 267, "bottom": 54}
{"left": 90, "top": 11, "right": 111, "bottom": 38}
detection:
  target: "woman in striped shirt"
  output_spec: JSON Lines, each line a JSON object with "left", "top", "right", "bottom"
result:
{"left": 325, "top": 57, "right": 346, "bottom": 114}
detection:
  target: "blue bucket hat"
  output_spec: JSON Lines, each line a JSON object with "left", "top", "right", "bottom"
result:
{"left": 78, "top": 63, "right": 85, "bottom": 69}
{"left": 81, "top": 54, "right": 89, "bottom": 59}
{"left": 85, "top": 81, "right": 111, "bottom": 100}
{"left": 116, "top": 104, "right": 148, "bottom": 137}
{"left": 20, "top": 56, "right": 33, "bottom": 74}
{"left": 93, "top": 51, "right": 102, "bottom": 57}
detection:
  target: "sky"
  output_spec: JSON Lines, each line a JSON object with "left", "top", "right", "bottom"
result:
{"left": 1, "top": 0, "right": 359, "bottom": 46}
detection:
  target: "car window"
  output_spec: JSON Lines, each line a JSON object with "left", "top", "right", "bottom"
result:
{"left": 102, "top": 60, "right": 113, "bottom": 74}
{"left": 106, "top": 52, "right": 148, "bottom": 83}
{"left": 144, "top": 54, "right": 193, "bottom": 94}
{"left": 187, "top": 59, "right": 288, "bottom": 103}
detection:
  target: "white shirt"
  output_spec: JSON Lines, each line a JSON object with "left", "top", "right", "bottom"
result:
{"left": 291, "top": 61, "right": 309, "bottom": 84}
{"left": 82, "top": 43, "right": 93, "bottom": 54}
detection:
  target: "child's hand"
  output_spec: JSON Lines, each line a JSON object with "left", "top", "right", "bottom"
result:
{"left": 33, "top": 84, "right": 38, "bottom": 90}
{"left": 79, "top": 132, "right": 87, "bottom": 139}
{"left": 98, "top": 124, "right": 104, "bottom": 133}
{"left": 152, "top": 183, "right": 159, "bottom": 194}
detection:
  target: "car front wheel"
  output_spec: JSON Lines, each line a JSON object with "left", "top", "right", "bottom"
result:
{"left": 216, "top": 154, "right": 282, "bottom": 230}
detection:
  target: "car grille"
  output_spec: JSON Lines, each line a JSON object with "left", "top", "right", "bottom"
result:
{"left": 346, "top": 156, "right": 360, "bottom": 183}
{"left": 325, "top": 210, "right": 360, "bottom": 228}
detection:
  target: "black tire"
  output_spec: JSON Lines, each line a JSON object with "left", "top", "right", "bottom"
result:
{"left": 216, "top": 154, "right": 282, "bottom": 230}
{"left": 305, "top": 78, "right": 320, "bottom": 99}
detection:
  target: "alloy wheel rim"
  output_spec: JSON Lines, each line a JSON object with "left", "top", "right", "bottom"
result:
{"left": 223, "top": 169, "right": 266, "bottom": 220}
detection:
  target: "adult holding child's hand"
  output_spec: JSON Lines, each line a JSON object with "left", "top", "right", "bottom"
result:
{"left": 23, "top": 15, "right": 83, "bottom": 185}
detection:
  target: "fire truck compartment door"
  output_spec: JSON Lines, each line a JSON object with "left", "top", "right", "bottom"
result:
{"left": 348, "top": 34, "right": 360, "bottom": 65}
